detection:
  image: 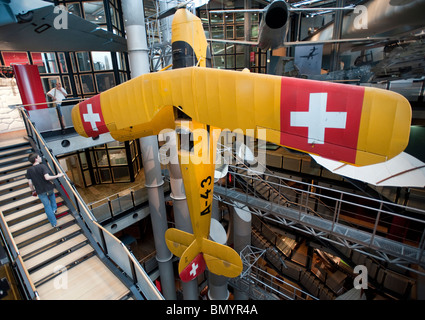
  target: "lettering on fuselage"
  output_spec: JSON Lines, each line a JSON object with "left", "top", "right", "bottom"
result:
{"left": 199, "top": 175, "right": 212, "bottom": 216}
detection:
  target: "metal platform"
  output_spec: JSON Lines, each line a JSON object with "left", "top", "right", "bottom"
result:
{"left": 214, "top": 179, "right": 425, "bottom": 273}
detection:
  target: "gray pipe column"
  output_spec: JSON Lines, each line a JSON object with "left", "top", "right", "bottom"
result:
{"left": 164, "top": 131, "right": 199, "bottom": 300}
{"left": 208, "top": 218, "right": 230, "bottom": 300}
{"left": 232, "top": 204, "right": 252, "bottom": 300}
{"left": 122, "top": 0, "right": 176, "bottom": 300}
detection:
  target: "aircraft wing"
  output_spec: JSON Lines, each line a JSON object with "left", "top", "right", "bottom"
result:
{"left": 207, "top": 37, "right": 389, "bottom": 48}
{"left": 72, "top": 66, "right": 411, "bottom": 167}
{"left": 0, "top": 5, "right": 127, "bottom": 52}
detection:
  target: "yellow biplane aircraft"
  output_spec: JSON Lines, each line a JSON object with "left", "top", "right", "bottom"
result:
{"left": 72, "top": 9, "right": 412, "bottom": 282}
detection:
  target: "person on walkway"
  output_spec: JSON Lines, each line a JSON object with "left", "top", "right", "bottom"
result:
{"left": 47, "top": 81, "right": 68, "bottom": 106}
{"left": 26, "top": 153, "right": 64, "bottom": 227}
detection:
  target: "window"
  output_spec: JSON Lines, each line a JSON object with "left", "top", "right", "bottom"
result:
{"left": 95, "top": 73, "right": 115, "bottom": 92}
{"left": 74, "top": 75, "right": 81, "bottom": 95}
{"left": 226, "top": 44, "right": 235, "bottom": 54}
{"left": 67, "top": 3, "right": 82, "bottom": 17}
{"left": 236, "top": 25, "right": 245, "bottom": 39}
{"left": 69, "top": 52, "right": 77, "bottom": 73}
{"left": 236, "top": 55, "right": 245, "bottom": 69}
{"left": 226, "top": 55, "right": 235, "bottom": 68}
{"left": 109, "top": 149, "right": 127, "bottom": 165}
{"left": 99, "top": 168, "right": 112, "bottom": 183}
{"left": 211, "top": 25, "right": 224, "bottom": 39}
{"left": 226, "top": 26, "right": 234, "bottom": 39}
{"left": 95, "top": 150, "right": 109, "bottom": 166}
{"left": 92, "top": 52, "right": 113, "bottom": 71}
{"left": 206, "top": 7, "right": 267, "bottom": 72}
{"left": 213, "top": 56, "right": 225, "bottom": 69}
{"left": 112, "top": 167, "right": 130, "bottom": 182}
{"left": 224, "top": 13, "right": 234, "bottom": 23}
{"left": 32, "top": 53, "right": 58, "bottom": 74}
{"left": 200, "top": 10, "right": 208, "bottom": 23}
{"left": 62, "top": 75, "right": 72, "bottom": 96}
{"left": 210, "top": 13, "right": 223, "bottom": 24}
{"left": 80, "top": 74, "right": 96, "bottom": 94}
{"left": 58, "top": 52, "right": 68, "bottom": 73}
{"left": 235, "top": 13, "right": 244, "bottom": 23}
{"left": 83, "top": 1, "right": 106, "bottom": 24}
{"left": 1, "top": 51, "right": 29, "bottom": 66}
{"left": 76, "top": 51, "right": 92, "bottom": 72}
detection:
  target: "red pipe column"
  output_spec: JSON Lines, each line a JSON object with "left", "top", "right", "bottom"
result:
{"left": 12, "top": 64, "right": 47, "bottom": 110}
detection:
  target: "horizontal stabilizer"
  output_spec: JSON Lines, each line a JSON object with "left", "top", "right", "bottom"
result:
{"left": 164, "top": 227, "right": 195, "bottom": 258}
{"left": 202, "top": 238, "right": 243, "bottom": 278}
{"left": 165, "top": 227, "right": 243, "bottom": 279}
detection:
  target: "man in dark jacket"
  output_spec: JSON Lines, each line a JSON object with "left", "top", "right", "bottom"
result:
{"left": 26, "top": 153, "right": 64, "bottom": 227}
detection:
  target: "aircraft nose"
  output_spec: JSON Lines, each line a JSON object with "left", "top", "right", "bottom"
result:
{"left": 71, "top": 104, "right": 89, "bottom": 138}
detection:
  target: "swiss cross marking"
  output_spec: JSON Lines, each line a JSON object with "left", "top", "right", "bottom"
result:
{"left": 189, "top": 263, "right": 199, "bottom": 277}
{"left": 83, "top": 103, "right": 101, "bottom": 132}
{"left": 290, "top": 93, "right": 347, "bottom": 144}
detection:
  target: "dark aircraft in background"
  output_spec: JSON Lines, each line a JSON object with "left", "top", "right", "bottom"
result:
{"left": 0, "top": 0, "right": 126, "bottom": 52}
{"left": 207, "top": 0, "right": 425, "bottom": 52}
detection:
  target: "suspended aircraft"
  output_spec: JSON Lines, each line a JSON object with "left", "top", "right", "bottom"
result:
{"left": 71, "top": 8, "right": 412, "bottom": 281}
{"left": 206, "top": 0, "right": 384, "bottom": 51}
{"left": 207, "top": 0, "right": 425, "bottom": 53}
{"left": 0, "top": 0, "right": 126, "bottom": 51}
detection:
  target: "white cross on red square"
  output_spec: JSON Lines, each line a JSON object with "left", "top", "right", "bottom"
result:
{"left": 290, "top": 92, "right": 347, "bottom": 145}
{"left": 83, "top": 103, "right": 101, "bottom": 132}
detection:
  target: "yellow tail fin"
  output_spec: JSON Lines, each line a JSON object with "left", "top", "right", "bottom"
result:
{"left": 164, "top": 227, "right": 195, "bottom": 258}
{"left": 201, "top": 238, "right": 243, "bottom": 278}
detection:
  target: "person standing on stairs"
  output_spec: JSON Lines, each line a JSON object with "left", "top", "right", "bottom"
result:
{"left": 26, "top": 153, "right": 64, "bottom": 228}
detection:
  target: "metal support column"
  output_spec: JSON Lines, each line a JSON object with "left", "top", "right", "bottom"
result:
{"left": 208, "top": 218, "right": 230, "bottom": 300}
{"left": 232, "top": 205, "right": 251, "bottom": 300}
{"left": 330, "top": 0, "right": 344, "bottom": 72}
{"left": 164, "top": 131, "right": 199, "bottom": 300}
{"left": 121, "top": 0, "right": 176, "bottom": 300}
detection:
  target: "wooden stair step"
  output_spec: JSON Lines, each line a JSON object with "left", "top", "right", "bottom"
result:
{"left": 0, "top": 138, "right": 29, "bottom": 149}
{"left": 0, "top": 145, "right": 31, "bottom": 158}
{"left": 0, "top": 194, "right": 40, "bottom": 212}
{"left": 14, "top": 213, "right": 74, "bottom": 245}
{"left": 4, "top": 196, "right": 63, "bottom": 222}
{"left": 36, "top": 256, "right": 130, "bottom": 300}
{"left": 30, "top": 241, "right": 94, "bottom": 285}
{"left": 20, "top": 224, "right": 81, "bottom": 258}
{"left": 0, "top": 161, "right": 30, "bottom": 174}
{"left": 29, "top": 242, "right": 93, "bottom": 284}
{"left": 0, "top": 178, "right": 29, "bottom": 193}
{"left": 0, "top": 153, "right": 29, "bottom": 165}
{"left": 0, "top": 169, "right": 27, "bottom": 183}
{"left": 0, "top": 186, "right": 31, "bottom": 202}
{"left": 10, "top": 205, "right": 68, "bottom": 234}
{"left": 5, "top": 203, "right": 44, "bottom": 223}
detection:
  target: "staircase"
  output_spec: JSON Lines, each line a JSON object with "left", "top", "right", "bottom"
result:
{"left": 0, "top": 138, "right": 133, "bottom": 300}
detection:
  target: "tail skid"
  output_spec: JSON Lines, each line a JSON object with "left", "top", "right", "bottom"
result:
{"left": 165, "top": 228, "right": 243, "bottom": 281}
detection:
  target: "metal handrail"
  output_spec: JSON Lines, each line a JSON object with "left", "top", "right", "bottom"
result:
{"left": 228, "top": 164, "right": 425, "bottom": 228}
{"left": 18, "top": 106, "right": 163, "bottom": 300}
